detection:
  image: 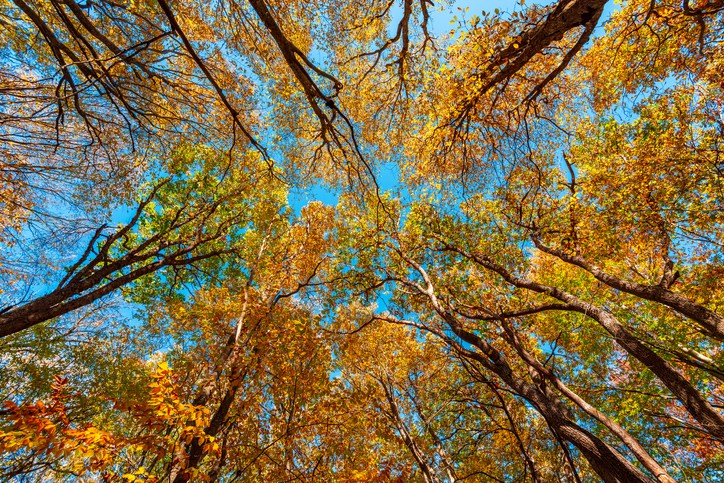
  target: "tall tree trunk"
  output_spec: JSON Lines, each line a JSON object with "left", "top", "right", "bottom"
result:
{"left": 453, "top": 248, "right": 724, "bottom": 441}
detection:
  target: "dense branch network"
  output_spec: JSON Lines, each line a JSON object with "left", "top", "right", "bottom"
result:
{"left": 1, "top": 0, "right": 723, "bottom": 481}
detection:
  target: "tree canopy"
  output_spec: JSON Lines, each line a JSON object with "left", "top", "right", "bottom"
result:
{"left": 1, "top": 0, "right": 723, "bottom": 481}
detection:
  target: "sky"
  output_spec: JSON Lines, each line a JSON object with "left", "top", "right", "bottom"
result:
{"left": 289, "top": 0, "right": 543, "bottom": 212}
{"left": 4, "top": 0, "right": 621, "bottom": 327}
{"left": 288, "top": 0, "right": 622, "bottom": 214}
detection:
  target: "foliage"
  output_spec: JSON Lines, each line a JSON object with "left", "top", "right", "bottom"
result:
{"left": 1, "top": 0, "right": 723, "bottom": 481}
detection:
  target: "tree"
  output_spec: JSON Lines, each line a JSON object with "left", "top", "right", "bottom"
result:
{"left": 2, "top": 0, "right": 724, "bottom": 481}
{"left": 0, "top": 144, "right": 283, "bottom": 337}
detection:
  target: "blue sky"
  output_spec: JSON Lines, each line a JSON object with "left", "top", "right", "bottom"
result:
{"left": 287, "top": 0, "right": 622, "bottom": 214}
{"left": 288, "top": 0, "right": 546, "bottom": 212}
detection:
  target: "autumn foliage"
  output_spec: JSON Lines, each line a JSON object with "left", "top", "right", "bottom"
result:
{"left": 1, "top": 0, "right": 723, "bottom": 481}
